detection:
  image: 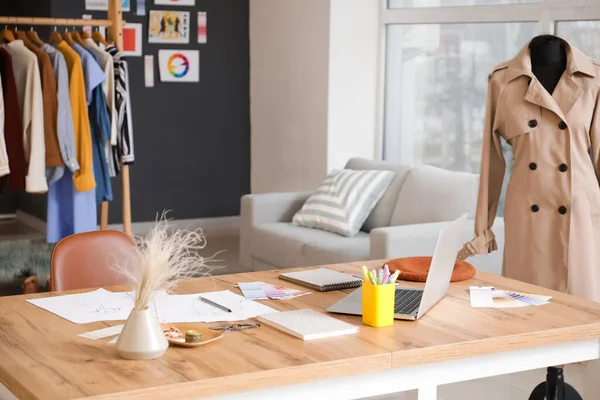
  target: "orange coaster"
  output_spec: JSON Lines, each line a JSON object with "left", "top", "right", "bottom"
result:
{"left": 384, "top": 256, "right": 475, "bottom": 283}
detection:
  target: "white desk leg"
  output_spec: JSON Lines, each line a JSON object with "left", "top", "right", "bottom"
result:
{"left": 417, "top": 386, "right": 437, "bottom": 400}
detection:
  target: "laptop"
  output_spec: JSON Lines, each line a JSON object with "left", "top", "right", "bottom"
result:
{"left": 326, "top": 213, "right": 468, "bottom": 321}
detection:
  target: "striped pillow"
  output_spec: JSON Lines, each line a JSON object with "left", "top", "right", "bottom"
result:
{"left": 292, "top": 169, "right": 396, "bottom": 237}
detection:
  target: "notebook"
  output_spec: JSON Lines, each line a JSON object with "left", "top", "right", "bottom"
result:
{"left": 257, "top": 308, "right": 359, "bottom": 340}
{"left": 279, "top": 268, "right": 362, "bottom": 292}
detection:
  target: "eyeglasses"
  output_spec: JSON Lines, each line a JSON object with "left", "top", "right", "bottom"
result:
{"left": 209, "top": 323, "right": 260, "bottom": 332}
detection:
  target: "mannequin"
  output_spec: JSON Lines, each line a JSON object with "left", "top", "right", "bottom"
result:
{"left": 525, "top": 34, "right": 581, "bottom": 400}
{"left": 529, "top": 35, "right": 567, "bottom": 94}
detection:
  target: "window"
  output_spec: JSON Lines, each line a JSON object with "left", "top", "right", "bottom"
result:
{"left": 381, "top": 2, "right": 600, "bottom": 215}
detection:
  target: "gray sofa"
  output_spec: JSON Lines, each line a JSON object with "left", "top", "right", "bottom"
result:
{"left": 240, "top": 158, "right": 504, "bottom": 275}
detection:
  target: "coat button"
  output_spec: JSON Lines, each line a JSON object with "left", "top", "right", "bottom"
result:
{"left": 531, "top": 204, "right": 539, "bottom": 213}
{"left": 558, "top": 121, "right": 568, "bottom": 130}
{"left": 558, "top": 206, "right": 567, "bottom": 215}
{"left": 528, "top": 119, "right": 538, "bottom": 128}
{"left": 559, "top": 163, "right": 568, "bottom": 172}
{"left": 529, "top": 162, "right": 537, "bottom": 170}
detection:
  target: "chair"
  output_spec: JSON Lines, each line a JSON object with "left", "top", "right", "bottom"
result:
{"left": 50, "top": 230, "right": 136, "bottom": 291}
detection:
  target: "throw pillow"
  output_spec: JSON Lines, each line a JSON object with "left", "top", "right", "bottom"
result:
{"left": 390, "top": 165, "right": 478, "bottom": 226}
{"left": 292, "top": 169, "right": 395, "bottom": 237}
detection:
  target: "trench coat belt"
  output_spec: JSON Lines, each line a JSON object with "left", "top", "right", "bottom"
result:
{"left": 457, "top": 229, "right": 496, "bottom": 261}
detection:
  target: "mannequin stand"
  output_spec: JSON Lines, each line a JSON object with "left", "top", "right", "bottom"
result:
{"left": 528, "top": 367, "right": 582, "bottom": 400}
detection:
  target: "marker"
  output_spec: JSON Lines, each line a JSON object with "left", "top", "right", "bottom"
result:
{"left": 389, "top": 270, "right": 400, "bottom": 284}
{"left": 367, "top": 271, "right": 376, "bottom": 285}
{"left": 361, "top": 266, "right": 370, "bottom": 282}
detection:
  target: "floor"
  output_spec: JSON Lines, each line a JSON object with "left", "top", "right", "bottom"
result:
{"left": 0, "top": 222, "right": 589, "bottom": 399}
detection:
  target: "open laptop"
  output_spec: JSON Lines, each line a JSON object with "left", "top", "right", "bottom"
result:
{"left": 327, "top": 213, "right": 468, "bottom": 321}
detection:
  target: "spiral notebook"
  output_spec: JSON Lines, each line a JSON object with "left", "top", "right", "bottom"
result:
{"left": 279, "top": 268, "right": 362, "bottom": 292}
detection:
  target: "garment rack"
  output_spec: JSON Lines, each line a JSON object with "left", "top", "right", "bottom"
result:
{"left": 0, "top": 0, "right": 132, "bottom": 236}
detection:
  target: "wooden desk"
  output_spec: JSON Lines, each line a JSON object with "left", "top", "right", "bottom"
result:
{"left": 1, "top": 260, "right": 600, "bottom": 400}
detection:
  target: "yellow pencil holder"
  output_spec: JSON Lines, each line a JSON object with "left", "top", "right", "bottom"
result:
{"left": 362, "top": 281, "right": 395, "bottom": 327}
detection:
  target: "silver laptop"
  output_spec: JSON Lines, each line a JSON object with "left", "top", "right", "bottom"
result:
{"left": 327, "top": 214, "right": 468, "bottom": 321}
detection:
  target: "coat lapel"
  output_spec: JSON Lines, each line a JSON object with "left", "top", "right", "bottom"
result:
{"left": 552, "top": 73, "right": 583, "bottom": 118}
{"left": 524, "top": 77, "right": 566, "bottom": 122}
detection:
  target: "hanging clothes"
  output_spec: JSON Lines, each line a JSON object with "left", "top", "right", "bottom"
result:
{"left": 463, "top": 40, "right": 600, "bottom": 302}
{"left": 47, "top": 41, "right": 96, "bottom": 244}
{"left": 105, "top": 44, "right": 134, "bottom": 177}
{"left": 22, "top": 38, "right": 63, "bottom": 182}
{"left": 1, "top": 40, "right": 47, "bottom": 193}
{"left": 54, "top": 41, "right": 95, "bottom": 192}
{"left": 0, "top": 73, "right": 8, "bottom": 177}
{"left": 0, "top": 48, "right": 25, "bottom": 191}
{"left": 84, "top": 38, "right": 117, "bottom": 147}
{"left": 73, "top": 44, "right": 112, "bottom": 203}
{"left": 41, "top": 44, "right": 79, "bottom": 175}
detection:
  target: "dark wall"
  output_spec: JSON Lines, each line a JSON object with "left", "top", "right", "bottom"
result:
{"left": 0, "top": 0, "right": 250, "bottom": 223}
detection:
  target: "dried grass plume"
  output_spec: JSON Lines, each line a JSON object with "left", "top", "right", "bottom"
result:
{"left": 113, "top": 214, "right": 224, "bottom": 311}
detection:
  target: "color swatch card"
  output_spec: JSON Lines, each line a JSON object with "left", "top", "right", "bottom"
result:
{"left": 470, "top": 286, "right": 551, "bottom": 308}
{"left": 238, "top": 282, "right": 268, "bottom": 300}
{"left": 238, "top": 282, "right": 311, "bottom": 301}
{"left": 158, "top": 50, "right": 199, "bottom": 82}
{"left": 197, "top": 12, "right": 207, "bottom": 43}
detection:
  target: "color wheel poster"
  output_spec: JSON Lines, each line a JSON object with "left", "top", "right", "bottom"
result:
{"left": 158, "top": 50, "right": 199, "bottom": 83}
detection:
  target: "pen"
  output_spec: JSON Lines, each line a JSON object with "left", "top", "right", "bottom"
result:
{"left": 389, "top": 270, "right": 400, "bottom": 284}
{"left": 199, "top": 296, "right": 232, "bottom": 313}
{"left": 368, "top": 271, "right": 376, "bottom": 285}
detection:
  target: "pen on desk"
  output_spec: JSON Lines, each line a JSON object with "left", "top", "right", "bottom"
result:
{"left": 199, "top": 296, "right": 232, "bottom": 313}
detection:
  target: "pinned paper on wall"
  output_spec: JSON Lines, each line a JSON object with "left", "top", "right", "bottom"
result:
{"left": 136, "top": 0, "right": 146, "bottom": 15}
{"left": 197, "top": 11, "right": 207, "bottom": 44}
{"left": 122, "top": 23, "right": 143, "bottom": 57}
{"left": 82, "top": 14, "right": 93, "bottom": 36}
{"left": 158, "top": 49, "right": 199, "bottom": 83}
{"left": 155, "top": 0, "right": 195, "bottom": 5}
{"left": 86, "top": 0, "right": 130, "bottom": 11}
{"left": 149, "top": 10, "right": 190, "bottom": 44}
{"left": 145, "top": 55, "right": 155, "bottom": 88}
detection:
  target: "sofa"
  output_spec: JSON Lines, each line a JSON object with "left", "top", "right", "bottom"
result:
{"left": 240, "top": 158, "right": 504, "bottom": 275}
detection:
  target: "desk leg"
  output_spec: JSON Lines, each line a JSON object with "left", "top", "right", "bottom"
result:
{"left": 417, "top": 386, "right": 437, "bottom": 400}
{"left": 583, "top": 359, "right": 600, "bottom": 397}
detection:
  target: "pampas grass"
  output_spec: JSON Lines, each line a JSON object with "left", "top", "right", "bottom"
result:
{"left": 113, "top": 214, "right": 224, "bottom": 311}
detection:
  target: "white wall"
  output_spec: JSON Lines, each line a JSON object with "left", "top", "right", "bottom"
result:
{"left": 250, "top": 0, "right": 331, "bottom": 194}
{"left": 250, "top": 0, "right": 380, "bottom": 193}
{"left": 327, "top": 0, "right": 380, "bottom": 171}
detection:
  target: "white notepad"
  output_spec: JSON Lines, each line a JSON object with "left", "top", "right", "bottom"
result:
{"left": 257, "top": 308, "right": 359, "bottom": 341}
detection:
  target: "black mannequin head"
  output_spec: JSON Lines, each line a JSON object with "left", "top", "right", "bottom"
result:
{"left": 528, "top": 35, "right": 567, "bottom": 94}
{"left": 529, "top": 35, "right": 566, "bottom": 65}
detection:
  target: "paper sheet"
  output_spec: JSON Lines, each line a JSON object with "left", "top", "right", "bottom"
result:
{"left": 27, "top": 289, "right": 135, "bottom": 324}
{"left": 79, "top": 324, "right": 124, "bottom": 340}
{"left": 156, "top": 290, "right": 277, "bottom": 323}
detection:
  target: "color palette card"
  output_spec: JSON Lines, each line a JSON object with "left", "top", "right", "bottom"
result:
{"left": 237, "top": 282, "right": 311, "bottom": 301}
{"left": 470, "top": 286, "right": 551, "bottom": 308}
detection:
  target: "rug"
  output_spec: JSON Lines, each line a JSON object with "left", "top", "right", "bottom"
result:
{"left": 0, "top": 240, "right": 52, "bottom": 285}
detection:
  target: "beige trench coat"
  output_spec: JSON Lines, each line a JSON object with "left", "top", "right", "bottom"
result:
{"left": 460, "top": 40, "right": 600, "bottom": 302}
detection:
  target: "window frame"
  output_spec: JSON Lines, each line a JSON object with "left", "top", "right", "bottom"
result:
{"left": 376, "top": 0, "right": 600, "bottom": 160}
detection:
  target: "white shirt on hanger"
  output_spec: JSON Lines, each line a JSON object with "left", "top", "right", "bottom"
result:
{"left": 2, "top": 40, "right": 47, "bottom": 193}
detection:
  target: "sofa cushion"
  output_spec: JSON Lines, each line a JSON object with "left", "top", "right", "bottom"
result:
{"left": 390, "top": 165, "right": 478, "bottom": 226}
{"left": 251, "top": 223, "right": 370, "bottom": 269}
{"left": 345, "top": 158, "right": 412, "bottom": 232}
{"left": 292, "top": 169, "right": 395, "bottom": 237}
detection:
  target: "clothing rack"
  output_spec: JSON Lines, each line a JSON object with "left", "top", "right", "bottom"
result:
{"left": 0, "top": 0, "right": 133, "bottom": 236}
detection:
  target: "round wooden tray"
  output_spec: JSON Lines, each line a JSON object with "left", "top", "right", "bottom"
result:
{"left": 161, "top": 325, "right": 224, "bottom": 348}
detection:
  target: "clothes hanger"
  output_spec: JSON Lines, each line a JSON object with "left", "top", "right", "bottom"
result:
{"left": 92, "top": 28, "right": 109, "bottom": 47}
{"left": 0, "top": 26, "right": 16, "bottom": 43}
{"left": 27, "top": 26, "right": 46, "bottom": 47}
{"left": 62, "top": 28, "right": 75, "bottom": 46}
{"left": 49, "top": 26, "right": 63, "bottom": 45}
{"left": 71, "top": 29, "right": 85, "bottom": 46}
{"left": 80, "top": 29, "right": 91, "bottom": 40}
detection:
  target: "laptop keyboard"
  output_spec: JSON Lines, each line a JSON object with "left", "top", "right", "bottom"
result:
{"left": 394, "top": 290, "right": 423, "bottom": 315}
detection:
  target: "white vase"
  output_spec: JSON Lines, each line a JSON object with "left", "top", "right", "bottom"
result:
{"left": 116, "top": 307, "right": 168, "bottom": 360}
